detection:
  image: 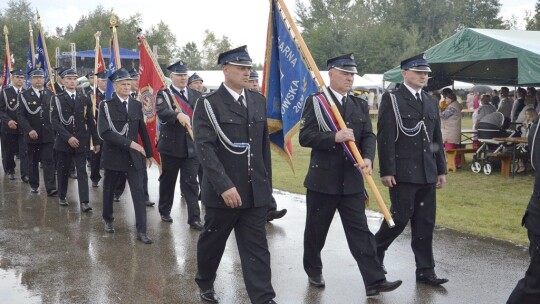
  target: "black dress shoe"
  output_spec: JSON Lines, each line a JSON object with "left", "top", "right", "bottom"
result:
{"left": 416, "top": 275, "right": 449, "bottom": 286}
{"left": 308, "top": 275, "right": 325, "bottom": 287}
{"left": 136, "top": 233, "right": 153, "bottom": 244}
{"left": 92, "top": 181, "right": 99, "bottom": 187}
{"left": 30, "top": 188, "right": 39, "bottom": 194}
{"left": 47, "top": 189, "right": 58, "bottom": 197}
{"left": 8, "top": 173, "right": 15, "bottom": 180}
{"left": 22, "top": 176, "right": 29, "bottom": 183}
{"left": 200, "top": 288, "right": 219, "bottom": 303}
{"left": 104, "top": 222, "right": 115, "bottom": 233}
{"left": 59, "top": 199, "right": 69, "bottom": 206}
{"left": 366, "top": 279, "right": 402, "bottom": 296}
{"left": 267, "top": 209, "right": 287, "bottom": 222}
{"left": 145, "top": 200, "right": 155, "bottom": 207}
{"left": 81, "top": 202, "right": 92, "bottom": 212}
{"left": 381, "top": 264, "right": 387, "bottom": 274}
{"left": 161, "top": 215, "right": 173, "bottom": 222}
{"left": 189, "top": 220, "right": 203, "bottom": 231}
{"left": 113, "top": 195, "right": 120, "bottom": 202}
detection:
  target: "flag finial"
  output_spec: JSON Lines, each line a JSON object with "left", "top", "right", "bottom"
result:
{"left": 109, "top": 16, "right": 118, "bottom": 29}
{"left": 3, "top": 25, "right": 8, "bottom": 36}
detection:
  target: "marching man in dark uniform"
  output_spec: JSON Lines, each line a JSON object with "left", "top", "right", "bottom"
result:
{"left": 97, "top": 68, "right": 155, "bottom": 244}
{"left": 88, "top": 71, "right": 107, "bottom": 187}
{"left": 0, "top": 69, "right": 29, "bottom": 182}
{"left": 299, "top": 54, "right": 401, "bottom": 297}
{"left": 155, "top": 60, "right": 202, "bottom": 229}
{"left": 17, "top": 69, "right": 57, "bottom": 195}
{"left": 375, "top": 54, "right": 448, "bottom": 285}
{"left": 507, "top": 118, "right": 540, "bottom": 303}
{"left": 111, "top": 68, "right": 154, "bottom": 206}
{"left": 193, "top": 46, "right": 277, "bottom": 304}
{"left": 51, "top": 68, "right": 100, "bottom": 211}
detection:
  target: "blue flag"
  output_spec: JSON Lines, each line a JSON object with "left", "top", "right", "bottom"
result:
{"left": 105, "top": 38, "right": 117, "bottom": 99}
{"left": 263, "top": 0, "right": 319, "bottom": 165}
{"left": 25, "top": 43, "right": 34, "bottom": 88}
{"left": 35, "top": 30, "right": 49, "bottom": 84}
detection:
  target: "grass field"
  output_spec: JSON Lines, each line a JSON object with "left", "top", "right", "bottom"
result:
{"left": 271, "top": 115, "right": 533, "bottom": 245}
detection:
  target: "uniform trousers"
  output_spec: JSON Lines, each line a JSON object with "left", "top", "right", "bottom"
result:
{"left": 196, "top": 206, "right": 275, "bottom": 304}
{"left": 1, "top": 133, "right": 28, "bottom": 177}
{"left": 303, "top": 190, "right": 385, "bottom": 287}
{"left": 57, "top": 151, "right": 89, "bottom": 203}
{"left": 375, "top": 182, "right": 436, "bottom": 277}
{"left": 102, "top": 167, "right": 147, "bottom": 233}
{"left": 114, "top": 167, "right": 149, "bottom": 201}
{"left": 90, "top": 150, "right": 101, "bottom": 183}
{"left": 0, "top": 132, "right": 6, "bottom": 173}
{"left": 507, "top": 231, "right": 540, "bottom": 303}
{"left": 27, "top": 142, "right": 56, "bottom": 192}
{"left": 158, "top": 153, "right": 200, "bottom": 223}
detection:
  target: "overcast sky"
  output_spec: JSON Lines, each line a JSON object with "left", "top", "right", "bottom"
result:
{"left": 29, "top": 0, "right": 536, "bottom": 65}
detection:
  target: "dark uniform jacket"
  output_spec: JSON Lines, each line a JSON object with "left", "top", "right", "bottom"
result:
{"left": 51, "top": 90, "right": 99, "bottom": 153}
{"left": 193, "top": 83, "right": 272, "bottom": 209}
{"left": 299, "top": 90, "right": 375, "bottom": 195}
{"left": 97, "top": 95, "right": 153, "bottom": 172}
{"left": 17, "top": 87, "right": 55, "bottom": 144}
{"left": 0, "top": 86, "right": 23, "bottom": 134}
{"left": 377, "top": 85, "right": 447, "bottom": 184}
{"left": 156, "top": 86, "right": 201, "bottom": 158}
{"left": 524, "top": 117, "right": 540, "bottom": 234}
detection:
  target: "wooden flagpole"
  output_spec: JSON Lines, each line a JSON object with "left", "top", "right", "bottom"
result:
{"left": 36, "top": 10, "right": 56, "bottom": 94}
{"left": 93, "top": 31, "right": 101, "bottom": 116}
{"left": 274, "top": 0, "right": 395, "bottom": 227}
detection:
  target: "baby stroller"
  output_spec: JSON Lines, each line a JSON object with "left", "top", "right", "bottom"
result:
{"left": 471, "top": 112, "right": 513, "bottom": 175}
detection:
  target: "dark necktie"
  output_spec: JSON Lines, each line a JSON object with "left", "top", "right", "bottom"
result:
{"left": 70, "top": 94, "right": 75, "bottom": 107}
{"left": 122, "top": 100, "right": 128, "bottom": 114}
{"left": 342, "top": 96, "right": 346, "bottom": 105}
{"left": 415, "top": 92, "right": 422, "bottom": 103}
{"left": 180, "top": 89, "right": 187, "bottom": 101}
{"left": 238, "top": 95, "right": 246, "bottom": 108}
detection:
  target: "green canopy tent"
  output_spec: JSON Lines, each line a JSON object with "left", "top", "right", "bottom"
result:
{"left": 383, "top": 28, "right": 540, "bottom": 87}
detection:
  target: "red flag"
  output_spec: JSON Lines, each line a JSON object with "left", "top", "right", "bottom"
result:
{"left": 136, "top": 34, "right": 167, "bottom": 166}
{"left": 95, "top": 46, "right": 105, "bottom": 74}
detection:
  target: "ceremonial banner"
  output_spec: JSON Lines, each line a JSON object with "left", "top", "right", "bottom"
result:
{"left": 2, "top": 52, "right": 11, "bottom": 87}
{"left": 25, "top": 43, "right": 33, "bottom": 88}
{"left": 26, "top": 23, "right": 36, "bottom": 89}
{"left": 35, "top": 28, "right": 50, "bottom": 86}
{"left": 263, "top": 0, "right": 318, "bottom": 168}
{"left": 136, "top": 33, "right": 165, "bottom": 166}
{"left": 105, "top": 36, "right": 119, "bottom": 99}
{"left": 95, "top": 45, "right": 106, "bottom": 75}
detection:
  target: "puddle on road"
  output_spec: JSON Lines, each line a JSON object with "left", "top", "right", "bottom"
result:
{"left": 0, "top": 259, "right": 41, "bottom": 304}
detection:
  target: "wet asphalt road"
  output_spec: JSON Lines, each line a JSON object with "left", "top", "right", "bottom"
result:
{"left": 0, "top": 165, "right": 531, "bottom": 304}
